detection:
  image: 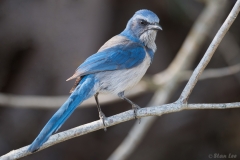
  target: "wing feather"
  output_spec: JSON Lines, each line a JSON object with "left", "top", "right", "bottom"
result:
{"left": 66, "top": 35, "right": 146, "bottom": 81}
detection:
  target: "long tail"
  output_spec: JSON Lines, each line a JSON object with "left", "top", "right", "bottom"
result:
{"left": 28, "top": 75, "right": 97, "bottom": 152}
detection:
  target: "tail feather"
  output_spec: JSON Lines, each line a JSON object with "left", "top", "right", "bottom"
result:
{"left": 28, "top": 75, "right": 97, "bottom": 152}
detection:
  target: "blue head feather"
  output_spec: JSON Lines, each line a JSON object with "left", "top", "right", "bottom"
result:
{"left": 133, "top": 9, "right": 159, "bottom": 24}
{"left": 120, "top": 9, "right": 160, "bottom": 45}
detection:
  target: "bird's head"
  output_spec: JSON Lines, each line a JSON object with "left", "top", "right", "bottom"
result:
{"left": 121, "top": 9, "right": 162, "bottom": 51}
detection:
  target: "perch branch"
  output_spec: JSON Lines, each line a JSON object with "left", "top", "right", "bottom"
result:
{"left": 1, "top": 102, "right": 240, "bottom": 160}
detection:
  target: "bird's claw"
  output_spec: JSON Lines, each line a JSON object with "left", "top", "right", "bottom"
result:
{"left": 99, "top": 111, "right": 107, "bottom": 131}
{"left": 132, "top": 104, "right": 141, "bottom": 124}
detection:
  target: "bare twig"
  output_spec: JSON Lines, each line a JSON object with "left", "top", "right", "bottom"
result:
{"left": 153, "top": 0, "right": 227, "bottom": 85}
{"left": 0, "top": 62, "right": 238, "bottom": 110}
{"left": 1, "top": 63, "right": 240, "bottom": 109}
{"left": 181, "top": 63, "right": 240, "bottom": 81}
{"left": 178, "top": 0, "right": 240, "bottom": 103}
{"left": 0, "top": 81, "right": 148, "bottom": 108}
{"left": 1, "top": 102, "right": 239, "bottom": 160}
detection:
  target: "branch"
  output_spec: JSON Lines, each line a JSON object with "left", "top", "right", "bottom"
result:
{"left": 1, "top": 102, "right": 240, "bottom": 160}
{"left": 178, "top": 0, "right": 240, "bottom": 103}
{"left": 153, "top": 0, "right": 227, "bottom": 85}
{"left": 1, "top": 63, "right": 240, "bottom": 109}
{"left": 181, "top": 63, "right": 240, "bottom": 81}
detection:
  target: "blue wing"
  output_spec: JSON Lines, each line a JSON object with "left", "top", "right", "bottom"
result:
{"left": 67, "top": 35, "right": 146, "bottom": 81}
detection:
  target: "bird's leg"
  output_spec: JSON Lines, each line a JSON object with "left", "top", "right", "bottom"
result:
{"left": 118, "top": 92, "right": 141, "bottom": 123}
{"left": 94, "top": 93, "right": 107, "bottom": 131}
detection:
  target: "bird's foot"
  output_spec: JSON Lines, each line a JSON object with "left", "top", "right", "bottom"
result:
{"left": 99, "top": 111, "right": 107, "bottom": 131}
{"left": 132, "top": 104, "right": 141, "bottom": 124}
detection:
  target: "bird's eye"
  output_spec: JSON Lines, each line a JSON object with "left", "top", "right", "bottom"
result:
{"left": 140, "top": 20, "right": 148, "bottom": 26}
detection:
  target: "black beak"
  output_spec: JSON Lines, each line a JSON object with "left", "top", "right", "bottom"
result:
{"left": 148, "top": 23, "right": 162, "bottom": 31}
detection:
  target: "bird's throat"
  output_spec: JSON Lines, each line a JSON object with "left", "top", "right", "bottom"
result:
{"left": 140, "top": 30, "right": 157, "bottom": 52}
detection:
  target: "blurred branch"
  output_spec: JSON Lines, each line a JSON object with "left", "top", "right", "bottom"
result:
{"left": 153, "top": 0, "right": 227, "bottom": 85}
{"left": 181, "top": 63, "right": 240, "bottom": 81}
{"left": 177, "top": 0, "right": 240, "bottom": 104}
{"left": 0, "top": 82, "right": 148, "bottom": 109}
{"left": 217, "top": 27, "right": 240, "bottom": 84}
{"left": 1, "top": 102, "right": 240, "bottom": 160}
{"left": 1, "top": 63, "right": 240, "bottom": 109}
{"left": 108, "top": 0, "right": 228, "bottom": 160}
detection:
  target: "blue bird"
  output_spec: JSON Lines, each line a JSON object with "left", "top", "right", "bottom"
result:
{"left": 28, "top": 9, "right": 162, "bottom": 152}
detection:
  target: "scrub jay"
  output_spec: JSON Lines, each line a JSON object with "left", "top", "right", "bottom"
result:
{"left": 28, "top": 9, "right": 162, "bottom": 152}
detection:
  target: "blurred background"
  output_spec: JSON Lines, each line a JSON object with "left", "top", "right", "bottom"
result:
{"left": 0, "top": 0, "right": 240, "bottom": 160}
